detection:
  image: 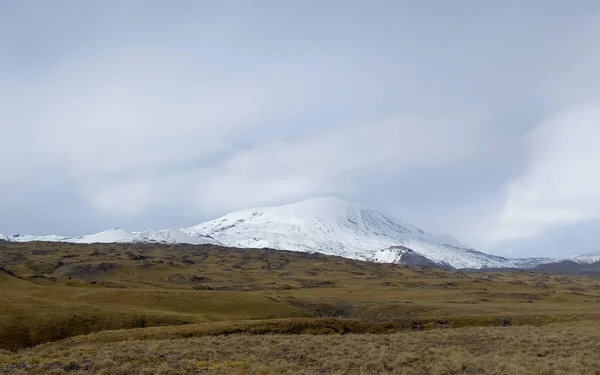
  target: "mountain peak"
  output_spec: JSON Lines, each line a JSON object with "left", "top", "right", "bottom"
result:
{"left": 183, "top": 197, "right": 554, "bottom": 269}
{"left": 283, "top": 196, "right": 354, "bottom": 209}
{"left": 263, "top": 196, "right": 360, "bottom": 223}
{"left": 102, "top": 227, "right": 127, "bottom": 233}
{"left": 185, "top": 197, "right": 483, "bottom": 266}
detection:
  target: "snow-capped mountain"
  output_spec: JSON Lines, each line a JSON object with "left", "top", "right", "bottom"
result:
{"left": 0, "top": 228, "right": 219, "bottom": 246}
{"left": 185, "top": 197, "right": 548, "bottom": 269}
{"left": 0, "top": 197, "right": 554, "bottom": 269}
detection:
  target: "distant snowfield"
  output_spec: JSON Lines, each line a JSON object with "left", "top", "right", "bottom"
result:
{"left": 1, "top": 196, "right": 594, "bottom": 269}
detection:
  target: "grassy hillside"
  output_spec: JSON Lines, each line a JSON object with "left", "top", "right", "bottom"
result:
{"left": 2, "top": 240, "right": 600, "bottom": 373}
{"left": 2, "top": 241, "right": 600, "bottom": 348}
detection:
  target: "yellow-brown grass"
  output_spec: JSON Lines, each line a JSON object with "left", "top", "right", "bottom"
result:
{"left": 2, "top": 320, "right": 600, "bottom": 374}
{"left": 2, "top": 240, "right": 600, "bottom": 361}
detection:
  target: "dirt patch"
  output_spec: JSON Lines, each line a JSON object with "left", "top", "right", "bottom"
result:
{"left": 294, "top": 279, "right": 336, "bottom": 288}
{"left": 167, "top": 274, "right": 213, "bottom": 285}
{"left": 28, "top": 274, "right": 57, "bottom": 283}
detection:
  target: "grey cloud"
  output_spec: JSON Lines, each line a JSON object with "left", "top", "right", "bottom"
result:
{"left": 484, "top": 102, "right": 600, "bottom": 247}
{"left": 1, "top": 1, "right": 600, "bottom": 259}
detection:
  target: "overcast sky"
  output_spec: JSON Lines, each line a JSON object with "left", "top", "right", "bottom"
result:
{"left": 1, "top": 1, "right": 599, "bottom": 258}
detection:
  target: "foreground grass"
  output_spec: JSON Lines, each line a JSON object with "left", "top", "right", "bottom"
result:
{"left": 2, "top": 320, "right": 600, "bottom": 374}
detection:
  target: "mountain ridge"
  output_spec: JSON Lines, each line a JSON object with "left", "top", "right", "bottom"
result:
{"left": 184, "top": 197, "right": 551, "bottom": 269}
{"left": 1, "top": 228, "right": 220, "bottom": 246}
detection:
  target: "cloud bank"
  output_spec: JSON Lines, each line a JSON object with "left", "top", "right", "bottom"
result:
{"left": 1, "top": 1, "right": 600, "bottom": 258}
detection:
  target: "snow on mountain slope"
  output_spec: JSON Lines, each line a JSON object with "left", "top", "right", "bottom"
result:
{"left": 69, "top": 228, "right": 135, "bottom": 244}
{"left": 186, "top": 197, "right": 543, "bottom": 269}
{"left": 0, "top": 233, "right": 8, "bottom": 241}
{"left": 374, "top": 242, "right": 506, "bottom": 269}
{"left": 374, "top": 243, "right": 551, "bottom": 269}
{"left": 1, "top": 228, "right": 219, "bottom": 245}
{"left": 133, "top": 229, "right": 220, "bottom": 245}
{"left": 553, "top": 251, "right": 600, "bottom": 265}
{"left": 3, "top": 233, "right": 69, "bottom": 242}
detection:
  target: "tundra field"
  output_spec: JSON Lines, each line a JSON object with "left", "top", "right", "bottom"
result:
{"left": 1, "top": 241, "right": 600, "bottom": 374}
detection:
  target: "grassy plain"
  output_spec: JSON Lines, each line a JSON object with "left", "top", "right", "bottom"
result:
{"left": 1, "top": 241, "right": 600, "bottom": 373}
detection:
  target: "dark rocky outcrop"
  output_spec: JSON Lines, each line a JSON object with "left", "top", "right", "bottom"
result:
{"left": 535, "top": 260, "right": 600, "bottom": 276}
{"left": 386, "top": 246, "right": 453, "bottom": 270}
{"left": 52, "top": 263, "right": 120, "bottom": 280}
